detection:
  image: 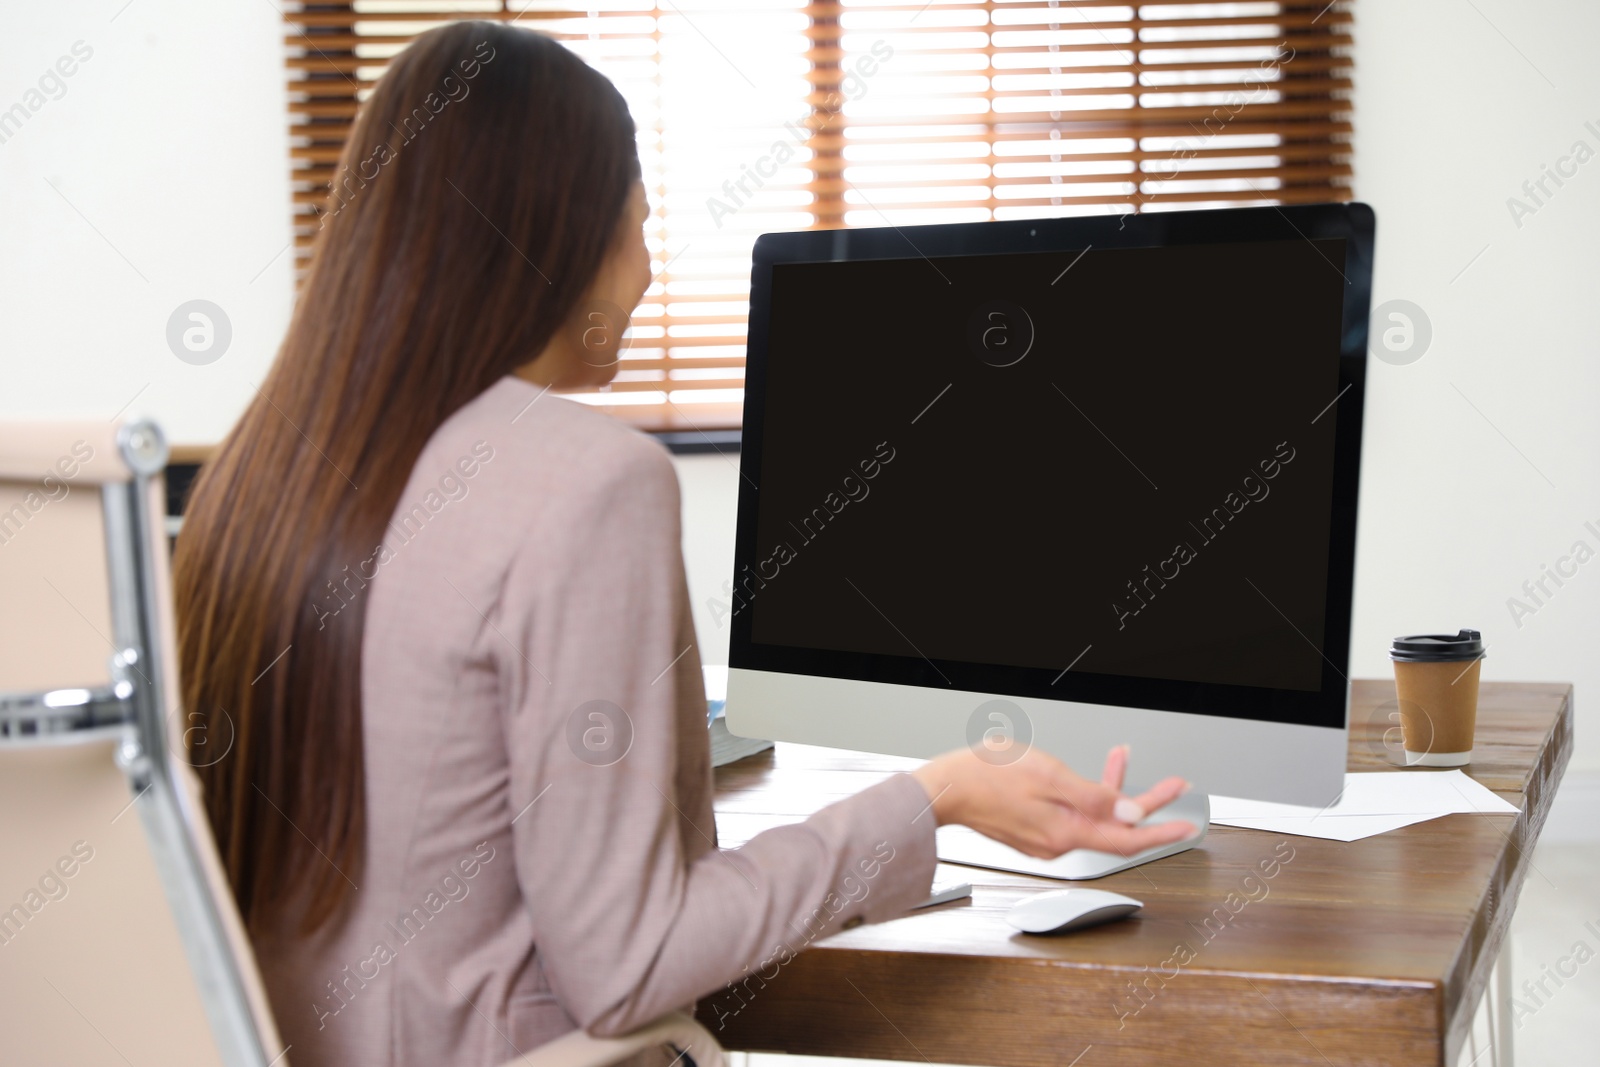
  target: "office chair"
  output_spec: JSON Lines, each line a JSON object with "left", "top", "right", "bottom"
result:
{"left": 0, "top": 418, "right": 723, "bottom": 1067}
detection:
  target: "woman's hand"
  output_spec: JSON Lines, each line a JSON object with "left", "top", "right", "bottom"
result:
{"left": 909, "top": 743, "right": 1195, "bottom": 858}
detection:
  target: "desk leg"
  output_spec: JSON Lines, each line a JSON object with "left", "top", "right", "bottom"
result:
{"left": 1490, "top": 935, "right": 1515, "bottom": 1067}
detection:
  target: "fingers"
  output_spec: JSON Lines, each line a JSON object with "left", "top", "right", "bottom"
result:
{"left": 1055, "top": 749, "right": 1168, "bottom": 826}
{"left": 1048, "top": 766, "right": 1122, "bottom": 824}
{"left": 948, "top": 746, "right": 1198, "bottom": 860}
{"left": 1100, "top": 744, "right": 1128, "bottom": 793}
{"left": 1129, "top": 775, "right": 1190, "bottom": 817}
{"left": 1095, "top": 747, "right": 1186, "bottom": 825}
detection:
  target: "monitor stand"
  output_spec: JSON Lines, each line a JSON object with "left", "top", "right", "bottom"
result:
{"left": 935, "top": 790, "right": 1210, "bottom": 880}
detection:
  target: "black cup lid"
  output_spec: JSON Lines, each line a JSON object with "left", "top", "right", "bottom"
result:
{"left": 1390, "top": 629, "right": 1485, "bottom": 662}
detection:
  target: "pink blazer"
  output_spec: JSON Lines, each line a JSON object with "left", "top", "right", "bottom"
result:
{"left": 253, "top": 378, "right": 938, "bottom": 1066}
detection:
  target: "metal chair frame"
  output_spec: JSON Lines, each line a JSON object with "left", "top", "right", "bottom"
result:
{"left": 1, "top": 420, "right": 270, "bottom": 1067}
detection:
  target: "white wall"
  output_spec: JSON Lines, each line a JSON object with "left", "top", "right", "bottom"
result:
{"left": 676, "top": 452, "right": 740, "bottom": 666}
{"left": 0, "top": 0, "right": 293, "bottom": 445}
{"left": 1350, "top": 0, "right": 1600, "bottom": 773}
{"left": 5, "top": 3, "right": 1596, "bottom": 779}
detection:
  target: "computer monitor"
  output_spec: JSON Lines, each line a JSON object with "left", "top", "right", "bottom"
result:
{"left": 725, "top": 203, "right": 1373, "bottom": 810}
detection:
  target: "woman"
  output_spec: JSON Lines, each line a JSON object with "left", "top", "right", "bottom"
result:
{"left": 175, "top": 22, "right": 1193, "bottom": 1067}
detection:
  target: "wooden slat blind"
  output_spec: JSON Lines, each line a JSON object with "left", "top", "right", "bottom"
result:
{"left": 284, "top": 1, "right": 1352, "bottom": 431}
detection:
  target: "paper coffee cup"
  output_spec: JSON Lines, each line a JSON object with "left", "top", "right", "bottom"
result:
{"left": 1389, "top": 630, "right": 1484, "bottom": 767}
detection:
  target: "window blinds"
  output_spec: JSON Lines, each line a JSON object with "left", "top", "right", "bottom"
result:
{"left": 285, "top": 1, "right": 1351, "bottom": 431}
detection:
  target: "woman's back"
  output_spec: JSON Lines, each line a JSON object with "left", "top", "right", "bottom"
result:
{"left": 257, "top": 380, "right": 698, "bottom": 1063}
{"left": 257, "top": 378, "right": 940, "bottom": 1066}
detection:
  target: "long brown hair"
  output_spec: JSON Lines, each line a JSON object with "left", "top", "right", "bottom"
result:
{"left": 175, "top": 22, "right": 640, "bottom": 933}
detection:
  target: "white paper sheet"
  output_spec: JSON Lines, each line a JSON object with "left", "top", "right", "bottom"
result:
{"left": 1209, "top": 770, "right": 1518, "bottom": 841}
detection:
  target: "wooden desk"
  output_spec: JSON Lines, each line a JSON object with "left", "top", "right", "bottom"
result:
{"left": 702, "top": 680, "right": 1573, "bottom": 1067}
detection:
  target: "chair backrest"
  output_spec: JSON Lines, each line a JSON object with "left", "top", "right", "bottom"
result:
{"left": 0, "top": 420, "right": 286, "bottom": 1067}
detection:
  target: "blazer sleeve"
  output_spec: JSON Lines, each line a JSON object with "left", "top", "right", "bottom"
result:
{"left": 494, "top": 437, "right": 938, "bottom": 1037}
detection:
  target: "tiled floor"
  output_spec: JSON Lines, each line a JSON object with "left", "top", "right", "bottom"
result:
{"left": 736, "top": 840, "right": 1600, "bottom": 1067}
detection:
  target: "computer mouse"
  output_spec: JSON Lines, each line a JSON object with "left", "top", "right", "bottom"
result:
{"left": 1005, "top": 889, "right": 1144, "bottom": 935}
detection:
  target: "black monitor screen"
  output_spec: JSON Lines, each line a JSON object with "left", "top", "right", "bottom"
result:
{"left": 743, "top": 235, "right": 1350, "bottom": 704}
